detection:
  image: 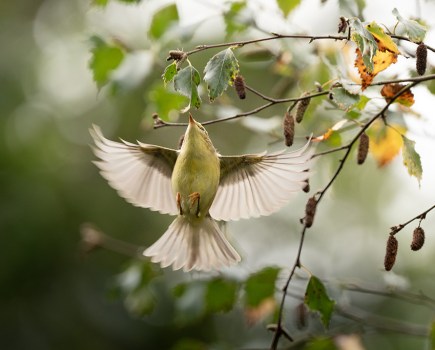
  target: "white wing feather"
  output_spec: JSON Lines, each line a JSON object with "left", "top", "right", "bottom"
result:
{"left": 90, "top": 125, "right": 179, "bottom": 215}
{"left": 209, "top": 140, "right": 313, "bottom": 221}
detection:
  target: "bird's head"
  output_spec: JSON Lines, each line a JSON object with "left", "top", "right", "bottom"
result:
{"left": 182, "top": 114, "right": 215, "bottom": 153}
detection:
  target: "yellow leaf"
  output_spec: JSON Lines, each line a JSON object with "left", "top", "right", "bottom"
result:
{"left": 354, "top": 23, "right": 399, "bottom": 90}
{"left": 368, "top": 121, "right": 406, "bottom": 167}
{"left": 355, "top": 49, "right": 398, "bottom": 90}
{"left": 366, "top": 22, "right": 399, "bottom": 55}
{"left": 312, "top": 120, "right": 347, "bottom": 142}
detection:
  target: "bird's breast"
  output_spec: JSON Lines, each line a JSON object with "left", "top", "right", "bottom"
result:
{"left": 172, "top": 149, "right": 220, "bottom": 219}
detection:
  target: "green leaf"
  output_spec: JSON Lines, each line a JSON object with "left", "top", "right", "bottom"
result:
{"left": 402, "top": 136, "right": 423, "bottom": 185}
{"left": 244, "top": 266, "right": 280, "bottom": 307}
{"left": 304, "top": 336, "right": 338, "bottom": 350}
{"left": 148, "top": 84, "right": 187, "bottom": 120}
{"left": 393, "top": 8, "right": 427, "bottom": 43}
{"left": 162, "top": 62, "right": 178, "bottom": 85}
{"left": 174, "top": 65, "right": 201, "bottom": 111}
{"left": 149, "top": 4, "right": 179, "bottom": 39}
{"left": 92, "top": 0, "right": 108, "bottom": 6}
{"left": 224, "top": 1, "right": 248, "bottom": 38}
{"left": 277, "top": 0, "right": 301, "bottom": 17}
{"left": 115, "top": 262, "right": 160, "bottom": 316}
{"left": 355, "top": 95, "right": 370, "bottom": 110}
{"left": 350, "top": 18, "right": 377, "bottom": 72}
{"left": 89, "top": 39, "right": 124, "bottom": 89}
{"left": 332, "top": 88, "right": 360, "bottom": 111}
{"left": 203, "top": 48, "right": 239, "bottom": 102}
{"left": 205, "top": 277, "right": 238, "bottom": 313}
{"left": 304, "top": 276, "right": 335, "bottom": 328}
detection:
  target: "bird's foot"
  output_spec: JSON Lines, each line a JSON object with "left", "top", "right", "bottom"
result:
{"left": 188, "top": 192, "right": 200, "bottom": 217}
{"left": 176, "top": 192, "right": 183, "bottom": 215}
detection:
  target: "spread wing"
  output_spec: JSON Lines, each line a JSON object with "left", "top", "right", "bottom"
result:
{"left": 209, "top": 140, "right": 313, "bottom": 221}
{"left": 90, "top": 125, "right": 179, "bottom": 215}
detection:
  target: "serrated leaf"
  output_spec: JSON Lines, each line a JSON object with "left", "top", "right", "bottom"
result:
{"left": 277, "top": 0, "right": 301, "bottom": 17}
{"left": 332, "top": 88, "right": 360, "bottom": 111}
{"left": 244, "top": 266, "right": 280, "bottom": 307}
{"left": 89, "top": 41, "right": 124, "bottom": 89}
{"left": 205, "top": 278, "right": 238, "bottom": 313}
{"left": 149, "top": 4, "right": 179, "bottom": 39}
{"left": 380, "top": 83, "right": 414, "bottom": 107}
{"left": 304, "top": 276, "right": 335, "bottom": 328}
{"left": 174, "top": 65, "right": 201, "bottom": 110}
{"left": 162, "top": 61, "right": 178, "bottom": 85}
{"left": 204, "top": 48, "right": 239, "bottom": 102}
{"left": 366, "top": 21, "right": 399, "bottom": 54}
{"left": 402, "top": 136, "right": 422, "bottom": 184}
{"left": 350, "top": 18, "right": 377, "bottom": 72}
{"left": 393, "top": 8, "right": 427, "bottom": 43}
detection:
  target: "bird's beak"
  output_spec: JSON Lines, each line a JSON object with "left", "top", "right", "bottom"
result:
{"left": 189, "top": 114, "right": 195, "bottom": 126}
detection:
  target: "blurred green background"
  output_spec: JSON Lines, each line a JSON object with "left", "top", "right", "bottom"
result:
{"left": 2, "top": 0, "right": 435, "bottom": 349}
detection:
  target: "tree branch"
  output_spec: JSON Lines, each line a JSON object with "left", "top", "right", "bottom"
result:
{"left": 390, "top": 203, "right": 435, "bottom": 235}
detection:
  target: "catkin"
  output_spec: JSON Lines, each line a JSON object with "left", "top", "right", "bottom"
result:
{"left": 416, "top": 43, "right": 427, "bottom": 76}
{"left": 295, "top": 94, "right": 311, "bottom": 123}
{"left": 295, "top": 302, "right": 307, "bottom": 329}
{"left": 411, "top": 227, "right": 425, "bottom": 251}
{"left": 384, "top": 235, "right": 398, "bottom": 271}
{"left": 305, "top": 196, "right": 317, "bottom": 228}
{"left": 357, "top": 132, "right": 369, "bottom": 165}
{"left": 234, "top": 75, "right": 246, "bottom": 99}
{"left": 167, "top": 50, "right": 185, "bottom": 61}
{"left": 283, "top": 112, "right": 295, "bottom": 147}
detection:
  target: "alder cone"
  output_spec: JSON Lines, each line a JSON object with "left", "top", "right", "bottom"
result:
{"left": 283, "top": 112, "right": 295, "bottom": 147}
{"left": 357, "top": 132, "right": 369, "bottom": 165}
{"left": 234, "top": 75, "right": 246, "bottom": 99}
{"left": 416, "top": 43, "right": 427, "bottom": 76}
{"left": 305, "top": 196, "right": 317, "bottom": 228}
{"left": 295, "top": 95, "right": 311, "bottom": 123}
{"left": 384, "top": 235, "right": 398, "bottom": 271}
{"left": 411, "top": 227, "right": 425, "bottom": 251}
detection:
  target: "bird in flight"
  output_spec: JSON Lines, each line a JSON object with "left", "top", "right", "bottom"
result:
{"left": 91, "top": 115, "right": 312, "bottom": 272}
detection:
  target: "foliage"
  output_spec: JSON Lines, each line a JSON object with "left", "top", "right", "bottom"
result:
{"left": 4, "top": 0, "right": 435, "bottom": 349}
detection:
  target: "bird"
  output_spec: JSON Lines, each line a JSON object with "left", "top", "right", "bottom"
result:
{"left": 90, "top": 115, "right": 312, "bottom": 272}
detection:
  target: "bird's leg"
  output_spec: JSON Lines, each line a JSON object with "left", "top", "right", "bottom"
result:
{"left": 188, "top": 192, "right": 200, "bottom": 217}
{"left": 176, "top": 192, "right": 183, "bottom": 215}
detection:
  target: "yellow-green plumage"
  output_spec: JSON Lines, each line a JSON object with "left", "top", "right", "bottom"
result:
{"left": 90, "top": 114, "right": 313, "bottom": 271}
{"left": 172, "top": 117, "right": 220, "bottom": 220}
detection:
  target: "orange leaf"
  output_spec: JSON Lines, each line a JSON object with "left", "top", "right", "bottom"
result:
{"left": 312, "top": 120, "right": 347, "bottom": 142}
{"left": 380, "top": 83, "right": 415, "bottom": 107}
{"left": 355, "top": 48, "right": 398, "bottom": 90}
{"left": 368, "top": 121, "right": 406, "bottom": 167}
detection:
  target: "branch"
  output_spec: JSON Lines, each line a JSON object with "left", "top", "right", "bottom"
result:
{"left": 390, "top": 203, "right": 435, "bottom": 235}
{"left": 270, "top": 81, "right": 422, "bottom": 349}
{"left": 153, "top": 90, "right": 329, "bottom": 129}
{"left": 185, "top": 34, "right": 348, "bottom": 56}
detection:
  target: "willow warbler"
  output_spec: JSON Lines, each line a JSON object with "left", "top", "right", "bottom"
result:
{"left": 91, "top": 115, "right": 312, "bottom": 271}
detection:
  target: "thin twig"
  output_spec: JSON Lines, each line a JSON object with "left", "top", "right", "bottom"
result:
{"left": 390, "top": 203, "right": 435, "bottom": 234}
{"left": 185, "top": 34, "right": 348, "bottom": 56}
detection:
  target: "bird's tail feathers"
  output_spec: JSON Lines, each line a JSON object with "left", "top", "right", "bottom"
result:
{"left": 144, "top": 216, "right": 240, "bottom": 271}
